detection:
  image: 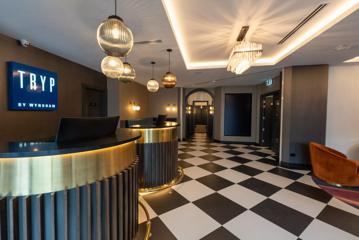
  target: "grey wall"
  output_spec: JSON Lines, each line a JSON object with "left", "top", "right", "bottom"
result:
{"left": 213, "top": 87, "right": 222, "bottom": 140}
{"left": 107, "top": 78, "right": 119, "bottom": 117}
{"left": 148, "top": 88, "right": 179, "bottom": 118}
{"left": 280, "top": 65, "right": 328, "bottom": 167}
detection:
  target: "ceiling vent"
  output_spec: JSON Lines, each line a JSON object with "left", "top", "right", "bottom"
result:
{"left": 277, "top": 3, "right": 328, "bottom": 45}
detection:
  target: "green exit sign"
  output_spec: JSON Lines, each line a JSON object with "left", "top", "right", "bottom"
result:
{"left": 265, "top": 79, "right": 273, "bottom": 86}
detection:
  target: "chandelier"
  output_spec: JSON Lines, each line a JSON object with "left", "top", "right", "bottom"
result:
{"left": 97, "top": 0, "right": 135, "bottom": 79}
{"left": 162, "top": 49, "right": 177, "bottom": 88}
{"left": 101, "top": 56, "right": 124, "bottom": 79}
{"left": 147, "top": 61, "right": 159, "bottom": 92}
{"left": 97, "top": 0, "right": 133, "bottom": 57}
{"left": 97, "top": 16, "right": 133, "bottom": 57}
{"left": 227, "top": 40, "right": 262, "bottom": 75}
{"left": 119, "top": 58, "right": 136, "bottom": 83}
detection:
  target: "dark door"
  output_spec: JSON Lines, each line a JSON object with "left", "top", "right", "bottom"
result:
{"left": 260, "top": 91, "right": 281, "bottom": 153}
{"left": 224, "top": 93, "right": 252, "bottom": 136}
{"left": 82, "top": 87, "right": 107, "bottom": 117}
{"left": 194, "top": 106, "right": 208, "bottom": 125}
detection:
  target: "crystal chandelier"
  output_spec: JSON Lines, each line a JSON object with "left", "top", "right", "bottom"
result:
{"left": 162, "top": 49, "right": 177, "bottom": 88}
{"left": 147, "top": 61, "right": 159, "bottom": 92}
{"left": 227, "top": 40, "right": 262, "bottom": 75}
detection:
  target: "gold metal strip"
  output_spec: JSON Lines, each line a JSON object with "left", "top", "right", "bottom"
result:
{"left": 139, "top": 167, "right": 184, "bottom": 194}
{"left": 138, "top": 201, "right": 152, "bottom": 240}
{"left": 0, "top": 141, "right": 137, "bottom": 197}
{"left": 129, "top": 123, "right": 178, "bottom": 144}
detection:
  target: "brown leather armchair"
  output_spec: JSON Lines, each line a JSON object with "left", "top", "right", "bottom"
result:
{"left": 309, "top": 142, "right": 359, "bottom": 187}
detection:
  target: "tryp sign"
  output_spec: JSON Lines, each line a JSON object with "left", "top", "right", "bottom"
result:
{"left": 7, "top": 62, "right": 58, "bottom": 111}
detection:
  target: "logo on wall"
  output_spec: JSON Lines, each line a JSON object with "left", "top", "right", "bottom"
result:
{"left": 7, "top": 62, "right": 58, "bottom": 111}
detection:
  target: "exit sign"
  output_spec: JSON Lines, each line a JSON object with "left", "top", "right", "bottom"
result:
{"left": 7, "top": 62, "right": 58, "bottom": 111}
{"left": 265, "top": 79, "right": 273, "bottom": 86}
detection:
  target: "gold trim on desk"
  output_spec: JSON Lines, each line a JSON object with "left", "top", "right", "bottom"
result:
{"left": 130, "top": 126, "right": 178, "bottom": 144}
{"left": 138, "top": 200, "right": 152, "bottom": 240}
{"left": 0, "top": 141, "right": 137, "bottom": 197}
{"left": 139, "top": 167, "right": 184, "bottom": 194}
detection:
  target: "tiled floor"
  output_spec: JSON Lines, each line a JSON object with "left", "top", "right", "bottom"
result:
{"left": 137, "top": 133, "right": 359, "bottom": 240}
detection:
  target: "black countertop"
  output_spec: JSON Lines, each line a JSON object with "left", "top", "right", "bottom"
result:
{"left": 0, "top": 129, "right": 141, "bottom": 158}
{"left": 129, "top": 121, "right": 179, "bottom": 129}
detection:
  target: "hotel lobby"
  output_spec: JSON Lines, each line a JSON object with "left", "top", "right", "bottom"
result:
{"left": 0, "top": 0, "right": 359, "bottom": 239}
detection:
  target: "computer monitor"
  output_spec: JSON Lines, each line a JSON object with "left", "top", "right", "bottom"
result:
{"left": 55, "top": 116, "right": 119, "bottom": 143}
{"left": 155, "top": 115, "right": 167, "bottom": 126}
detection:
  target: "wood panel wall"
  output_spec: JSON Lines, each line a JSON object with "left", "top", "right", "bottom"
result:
{"left": 0, "top": 34, "right": 107, "bottom": 141}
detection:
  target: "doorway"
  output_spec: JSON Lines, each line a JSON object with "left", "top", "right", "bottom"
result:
{"left": 260, "top": 91, "right": 281, "bottom": 154}
{"left": 185, "top": 90, "right": 214, "bottom": 139}
{"left": 82, "top": 86, "right": 107, "bottom": 117}
{"left": 193, "top": 101, "right": 209, "bottom": 133}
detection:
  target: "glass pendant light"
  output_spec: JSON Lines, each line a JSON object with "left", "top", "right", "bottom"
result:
{"left": 97, "top": 0, "right": 133, "bottom": 57}
{"left": 147, "top": 61, "right": 159, "bottom": 92}
{"left": 101, "top": 56, "right": 124, "bottom": 79}
{"left": 119, "top": 57, "right": 136, "bottom": 83}
{"left": 162, "top": 49, "right": 177, "bottom": 88}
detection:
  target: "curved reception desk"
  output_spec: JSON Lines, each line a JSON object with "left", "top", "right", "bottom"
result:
{"left": 0, "top": 129, "right": 140, "bottom": 240}
{"left": 129, "top": 122, "right": 181, "bottom": 192}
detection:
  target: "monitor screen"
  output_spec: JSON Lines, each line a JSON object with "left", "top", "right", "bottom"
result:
{"left": 156, "top": 115, "right": 167, "bottom": 126}
{"left": 55, "top": 116, "right": 119, "bottom": 143}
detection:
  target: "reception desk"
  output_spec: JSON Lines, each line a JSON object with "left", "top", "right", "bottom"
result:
{"left": 0, "top": 129, "right": 140, "bottom": 240}
{"left": 129, "top": 122, "right": 182, "bottom": 192}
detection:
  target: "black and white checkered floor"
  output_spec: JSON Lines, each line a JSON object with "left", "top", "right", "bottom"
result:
{"left": 137, "top": 133, "right": 359, "bottom": 240}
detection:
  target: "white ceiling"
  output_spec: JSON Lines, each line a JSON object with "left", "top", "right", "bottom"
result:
{"left": 164, "top": 0, "right": 328, "bottom": 62}
{"left": 0, "top": 0, "right": 358, "bottom": 88}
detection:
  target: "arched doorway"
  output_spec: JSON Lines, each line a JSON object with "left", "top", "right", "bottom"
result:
{"left": 185, "top": 89, "right": 214, "bottom": 139}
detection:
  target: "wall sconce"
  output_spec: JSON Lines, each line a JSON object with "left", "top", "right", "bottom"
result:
{"left": 166, "top": 104, "right": 177, "bottom": 112}
{"left": 186, "top": 106, "right": 192, "bottom": 114}
{"left": 209, "top": 106, "right": 214, "bottom": 115}
{"left": 130, "top": 101, "right": 141, "bottom": 111}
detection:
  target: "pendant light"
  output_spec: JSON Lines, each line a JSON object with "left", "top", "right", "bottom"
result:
{"left": 119, "top": 57, "right": 136, "bottom": 83}
{"left": 101, "top": 55, "right": 124, "bottom": 79}
{"left": 162, "top": 49, "right": 177, "bottom": 88}
{"left": 147, "top": 61, "right": 159, "bottom": 92}
{"left": 97, "top": 0, "right": 134, "bottom": 57}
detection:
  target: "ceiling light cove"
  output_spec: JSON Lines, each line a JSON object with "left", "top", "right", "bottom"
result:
{"left": 162, "top": 0, "right": 359, "bottom": 71}
{"left": 344, "top": 56, "right": 359, "bottom": 63}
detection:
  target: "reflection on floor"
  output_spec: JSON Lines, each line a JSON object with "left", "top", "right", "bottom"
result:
{"left": 137, "top": 133, "right": 359, "bottom": 240}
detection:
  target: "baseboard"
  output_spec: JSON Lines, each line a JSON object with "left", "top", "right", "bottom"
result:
{"left": 279, "top": 161, "right": 312, "bottom": 170}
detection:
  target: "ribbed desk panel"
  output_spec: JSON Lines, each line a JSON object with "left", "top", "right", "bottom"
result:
{"left": 138, "top": 140, "right": 178, "bottom": 188}
{"left": 0, "top": 160, "right": 139, "bottom": 240}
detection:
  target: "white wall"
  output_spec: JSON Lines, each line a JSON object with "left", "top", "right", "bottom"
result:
{"left": 326, "top": 64, "right": 359, "bottom": 158}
